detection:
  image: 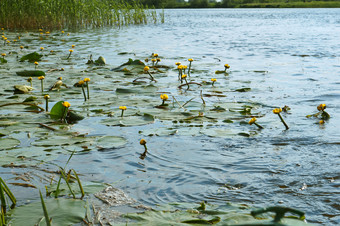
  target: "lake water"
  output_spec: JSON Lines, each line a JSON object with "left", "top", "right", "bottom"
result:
{"left": 1, "top": 8, "right": 340, "bottom": 225}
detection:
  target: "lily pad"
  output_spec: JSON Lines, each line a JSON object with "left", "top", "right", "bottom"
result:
{"left": 19, "top": 52, "right": 43, "bottom": 62}
{"left": 16, "top": 70, "right": 46, "bottom": 77}
{"left": 13, "top": 85, "right": 34, "bottom": 94}
{"left": 96, "top": 136, "right": 127, "bottom": 149}
{"left": 0, "top": 137, "right": 20, "bottom": 149}
{"left": 8, "top": 198, "right": 86, "bottom": 225}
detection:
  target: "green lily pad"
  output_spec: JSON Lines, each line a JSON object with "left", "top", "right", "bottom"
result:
{"left": 50, "top": 101, "right": 67, "bottom": 120}
{"left": 8, "top": 198, "right": 86, "bottom": 225}
{"left": 0, "top": 137, "right": 20, "bottom": 149}
{"left": 101, "top": 114, "right": 154, "bottom": 127}
{"left": 0, "top": 58, "right": 7, "bottom": 63}
{"left": 19, "top": 52, "right": 43, "bottom": 62}
{"left": 96, "top": 136, "right": 127, "bottom": 149}
{"left": 234, "top": 88, "right": 251, "bottom": 92}
{"left": 16, "top": 70, "right": 46, "bottom": 77}
{"left": 47, "top": 181, "right": 108, "bottom": 197}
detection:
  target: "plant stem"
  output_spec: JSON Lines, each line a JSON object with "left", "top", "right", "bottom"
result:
{"left": 121, "top": 110, "right": 124, "bottom": 117}
{"left": 278, "top": 113, "right": 289, "bottom": 130}
{"left": 188, "top": 62, "right": 192, "bottom": 77}
{"left": 86, "top": 82, "right": 90, "bottom": 100}
{"left": 254, "top": 122, "right": 264, "bottom": 129}
{"left": 41, "top": 80, "right": 44, "bottom": 92}
{"left": 45, "top": 99, "right": 48, "bottom": 112}
{"left": 81, "top": 85, "right": 87, "bottom": 101}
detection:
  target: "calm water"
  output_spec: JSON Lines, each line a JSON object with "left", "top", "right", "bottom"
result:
{"left": 3, "top": 8, "right": 340, "bottom": 225}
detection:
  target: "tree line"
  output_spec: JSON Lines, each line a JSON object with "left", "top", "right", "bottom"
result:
{"left": 136, "top": 0, "right": 340, "bottom": 8}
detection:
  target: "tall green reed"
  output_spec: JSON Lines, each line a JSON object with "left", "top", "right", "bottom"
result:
{"left": 0, "top": 0, "right": 164, "bottom": 30}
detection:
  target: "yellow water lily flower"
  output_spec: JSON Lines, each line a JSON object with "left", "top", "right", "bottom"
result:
{"left": 140, "top": 139, "right": 147, "bottom": 145}
{"left": 35, "top": 61, "right": 39, "bottom": 65}
{"left": 144, "top": 66, "right": 150, "bottom": 71}
{"left": 175, "top": 62, "right": 181, "bottom": 66}
{"left": 44, "top": 94, "right": 50, "bottom": 99}
{"left": 211, "top": 78, "right": 217, "bottom": 82}
{"left": 272, "top": 108, "right": 282, "bottom": 114}
{"left": 119, "top": 106, "right": 127, "bottom": 117}
{"left": 160, "top": 94, "right": 168, "bottom": 100}
{"left": 40, "top": 47, "right": 44, "bottom": 51}
{"left": 78, "top": 80, "right": 84, "bottom": 85}
{"left": 20, "top": 46, "right": 24, "bottom": 49}
{"left": 248, "top": 117, "right": 256, "bottom": 125}
{"left": 69, "top": 49, "right": 73, "bottom": 52}
{"left": 188, "top": 58, "right": 193, "bottom": 62}
{"left": 71, "top": 45, "right": 75, "bottom": 48}
{"left": 38, "top": 76, "right": 44, "bottom": 80}
{"left": 317, "top": 104, "right": 326, "bottom": 111}
{"left": 181, "top": 74, "right": 187, "bottom": 79}
{"left": 1, "top": 53, "right": 6, "bottom": 57}
{"left": 84, "top": 78, "right": 90, "bottom": 82}
{"left": 224, "top": 64, "right": 230, "bottom": 69}
{"left": 62, "top": 101, "right": 71, "bottom": 108}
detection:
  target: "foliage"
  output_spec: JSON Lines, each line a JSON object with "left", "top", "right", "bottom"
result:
{"left": 0, "top": 0, "right": 164, "bottom": 30}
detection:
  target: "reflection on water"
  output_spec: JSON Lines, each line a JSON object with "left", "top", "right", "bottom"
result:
{"left": 2, "top": 8, "right": 340, "bottom": 225}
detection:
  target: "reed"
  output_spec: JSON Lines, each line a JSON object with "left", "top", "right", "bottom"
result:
{"left": 0, "top": 0, "right": 163, "bottom": 30}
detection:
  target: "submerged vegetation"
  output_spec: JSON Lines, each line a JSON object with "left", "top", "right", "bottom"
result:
{"left": 0, "top": 0, "right": 164, "bottom": 30}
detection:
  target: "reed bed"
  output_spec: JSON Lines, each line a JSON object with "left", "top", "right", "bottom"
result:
{"left": 0, "top": 0, "right": 164, "bottom": 30}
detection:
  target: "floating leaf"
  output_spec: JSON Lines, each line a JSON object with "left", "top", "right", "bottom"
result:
{"left": 13, "top": 85, "right": 34, "bottom": 94}
{"left": 19, "top": 52, "right": 43, "bottom": 62}
{"left": 16, "top": 70, "right": 46, "bottom": 77}
{"left": 8, "top": 198, "right": 86, "bottom": 225}
{"left": 96, "top": 136, "right": 127, "bottom": 149}
{"left": 1, "top": 137, "right": 20, "bottom": 149}
{"left": 234, "top": 88, "right": 251, "bottom": 92}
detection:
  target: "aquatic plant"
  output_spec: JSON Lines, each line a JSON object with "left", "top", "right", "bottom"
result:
{"left": 188, "top": 58, "right": 193, "bottom": 76}
{"left": 224, "top": 64, "right": 230, "bottom": 72}
{"left": 27, "top": 77, "right": 32, "bottom": 87}
{"left": 119, "top": 106, "right": 127, "bottom": 117}
{"left": 139, "top": 139, "right": 148, "bottom": 159}
{"left": 160, "top": 94, "right": 168, "bottom": 106}
{"left": 144, "top": 66, "right": 156, "bottom": 81}
{"left": 78, "top": 80, "right": 87, "bottom": 101}
{"left": 38, "top": 75, "right": 44, "bottom": 92}
{"left": 273, "top": 108, "right": 289, "bottom": 130}
{"left": 84, "top": 78, "right": 90, "bottom": 100}
{"left": 211, "top": 78, "right": 217, "bottom": 87}
{"left": 39, "top": 190, "right": 51, "bottom": 226}
{"left": 0, "top": 0, "right": 164, "bottom": 30}
{"left": 44, "top": 94, "right": 50, "bottom": 112}
{"left": 306, "top": 103, "right": 330, "bottom": 121}
{"left": 0, "top": 177, "right": 16, "bottom": 224}
{"left": 34, "top": 61, "right": 39, "bottom": 69}
{"left": 0, "top": 53, "right": 7, "bottom": 63}
{"left": 248, "top": 117, "right": 263, "bottom": 129}
{"left": 62, "top": 101, "right": 71, "bottom": 122}
{"left": 67, "top": 49, "right": 73, "bottom": 60}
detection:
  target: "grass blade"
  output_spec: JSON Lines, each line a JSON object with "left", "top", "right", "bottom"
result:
{"left": 39, "top": 190, "right": 51, "bottom": 226}
{"left": 72, "top": 169, "right": 84, "bottom": 199}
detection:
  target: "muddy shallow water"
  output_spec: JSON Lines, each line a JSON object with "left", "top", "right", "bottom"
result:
{"left": 1, "top": 8, "right": 340, "bottom": 225}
